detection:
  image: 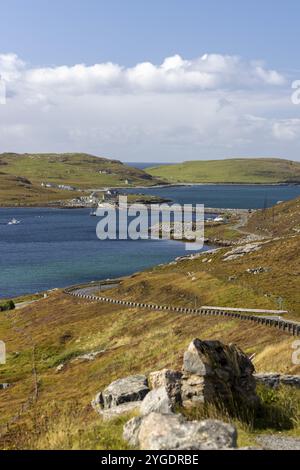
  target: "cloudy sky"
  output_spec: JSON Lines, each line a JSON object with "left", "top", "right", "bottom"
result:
{"left": 0, "top": 0, "right": 300, "bottom": 162}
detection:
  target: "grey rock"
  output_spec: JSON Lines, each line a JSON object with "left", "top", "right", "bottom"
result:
{"left": 223, "top": 242, "right": 267, "bottom": 262}
{"left": 281, "top": 375, "right": 300, "bottom": 388}
{"left": 149, "top": 369, "right": 182, "bottom": 405}
{"left": 140, "top": 386, "right": 173, "bottom": 416}
{"left": 94, "top": 375, "right": 149, "bottom": 410}
{"left": 123, "top": 416, "right": 143, "bottom": 447}
{"left": 55, "top": 363, "right": 66, "bottom": 373}
{"left": 254, "top": 373, "right": 300, "bottom": 389}
{"left": 181, "top": 338, "right": 259, "bottom": 409}
{"left": 100, "top": 402, "right": 141, "bottom": 421}
{"left": 0, "top": 383, "right": 10, "bottom": 390}
{"left": 254, "top": 373, "right": 281, "bottom": 389}
{"left": 132, "top": 412, "right": 237, "bottom": 450}
{"left": 246, "top": 267, "right": 268, "bottom": 275}
{"left": 71, "top": 349, "right": 106, "bottom": 363}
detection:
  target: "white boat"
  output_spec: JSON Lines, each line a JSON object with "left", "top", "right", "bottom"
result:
{"left": 8, "top": 218, "right": 21, "bottom": 225}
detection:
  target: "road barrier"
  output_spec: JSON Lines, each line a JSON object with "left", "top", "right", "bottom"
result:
{"left": 64, "top": 286, "right": 300, "bottom": 337}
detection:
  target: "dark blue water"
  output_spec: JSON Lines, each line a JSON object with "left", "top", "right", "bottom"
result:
{"left": 122, "top": 184, "right": 300, "bottom": 209}
{"left": 125, "top": 162, "right": 172, "bottom": 170}
{"left": 0, "top": 208, "right": 207, "bottom": 299}
{"left": 1, "top": 184, "right": 299, "bottom": 299}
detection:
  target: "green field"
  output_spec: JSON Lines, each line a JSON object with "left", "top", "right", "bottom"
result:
{"left": 0, "top": 152, "right": 160, "bottom": 188}
{"left": 147, "top": 158, "right": 300, "bottom": 184}
{"left": 0, "top": 152, "right": 162, "bottom": 206}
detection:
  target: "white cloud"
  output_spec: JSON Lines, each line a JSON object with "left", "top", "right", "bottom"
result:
{"left": 1, "top": 52, "right": 286, "bottom": 96}
{"left": 272, "top": 119, "right": 300, "bottom": 141}
{"left": 0, "top": 53, "right": 25, "bottom": 81}
{"left": 0, "top": 52, "right": 299, "bottom": 161}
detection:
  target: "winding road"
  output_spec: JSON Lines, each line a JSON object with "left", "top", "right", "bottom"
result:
{"left": 64, "top": 283, "right": 300, "bottom": 337}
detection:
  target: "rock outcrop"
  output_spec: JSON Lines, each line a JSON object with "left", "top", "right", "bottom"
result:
{"left": 123, "top": 413, "right": 237, "bottom": 450}
{"left": 223, "top": 241, "right": 267, "bottom": 262}
{"left": 92, "top": 375, "right": 149, "bottom": 420}
{"left": 0, "top": 383, "right": 10, "bottom": 390}
{"left": 255, "top": 373, "right": 300, "bottom": 389}
{"left": 148, "top": 369, "right": 182, "bottom": 405}
{"left": 92, "top": 338, "right": 261, "bottom": 448}
{"left": 181, "top": 339, "right": 259, "bottom": 408}
{"left": 140, "top": 386, "right": 173, "bottom": 416}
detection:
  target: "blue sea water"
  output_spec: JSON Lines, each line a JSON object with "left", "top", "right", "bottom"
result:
{"left": 0, "top": 207, "right": 206, "bottom": 299}
{"left": 0, "top": 183, "right": 299, "bottom": 299}
{"left": 122, "top": 184, "right": 300, "bottom": 209}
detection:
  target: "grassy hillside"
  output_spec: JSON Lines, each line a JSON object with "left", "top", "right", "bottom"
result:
{"left": 108, "top": 235, "right": 300, "bottom": 319}
{"left": 0, "top": 288, "right": 298, "bottom": 449}
{"left": 0, "top": 172, "right": 74, "bottom": 206}
{"left": 0, "top": 153, "right": 161, "bottom": 206}
{"left": 147, "top": 158, "right": 300, "bottom": 184}
{"left": 245, "top": 196, "right": 300, "bottom": 236}
{"left": 1, "top": 193, "right": 300, "bottom": 449}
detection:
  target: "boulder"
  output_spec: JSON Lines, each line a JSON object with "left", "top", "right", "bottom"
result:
{"left": 0, "top": 383, "right": 10, "bottom": 390}
{"left": 181, "top": 338, "right": 259, "bottom": 408}
{"left": 254, "top": 373, "right": 281, "bottom": 389}
{"left": 99, "top": 402, "right": 141, "bottom": 421}
{"left": 140, "top": 386, "right": 173, "bottom": 416}
{"left": 254, "top": 373, "right": 300, "bottom": 389}
{"left": 124, "top": 412, "right": 237, "bottom": 450}
{"left": 123, "top": 416, "right": 143, "bottom": 447}
{"left": 149, "top": 369, "right": 182, "bottom": 405}
{"left": 92, "top": 375, "right": 149, "bottom": 413}
{"left": 71, "top": 349, "right": 106, "bottom": 363}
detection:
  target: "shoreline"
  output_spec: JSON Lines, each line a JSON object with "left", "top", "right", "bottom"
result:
{"left": 0, "top": 182, "right": 300, "bottom": 210}
{"left": 4, "top": 243, "right": 218, "bottom": 303}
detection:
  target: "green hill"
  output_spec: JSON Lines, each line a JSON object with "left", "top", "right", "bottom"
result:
{"left": 245, "top": 196, "right": 300, "bottom": 236}
{"left": 146, "top": 158, "right": 300, "bottom": 184}
{"left": 0, "top": 152, "right": 158, "bottom": 188}
{"left": 0, "top": 152, "right": 161, "bottom": 206}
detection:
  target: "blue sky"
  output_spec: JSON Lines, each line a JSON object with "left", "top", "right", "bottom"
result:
{"left": 0, "top": 0, "right": 300, "bottom": 162}
{"left": 1, "top": 0, "right": 299, "bottom": 71}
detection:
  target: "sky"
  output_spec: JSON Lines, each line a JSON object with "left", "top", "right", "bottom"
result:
{"left": 0, "top": 0, "right": 300, "bottom": 162}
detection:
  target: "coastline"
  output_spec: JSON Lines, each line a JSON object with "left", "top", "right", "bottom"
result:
{"left": 5, "top": 242, "right": 218, "bottom": 303}
{"left": 1, "top": 180, "right": 298, "bottom": 209}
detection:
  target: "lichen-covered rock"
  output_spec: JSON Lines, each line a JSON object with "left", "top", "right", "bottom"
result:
{"left": 92, "top": 374, "right": 149, "bottom": 415}
{"left": 140, "top": 386, "right": 173, "bottom": 416}
{"left": 124, "top": 412, "right": 237, "bottom": 450}
{"left": 0, "top": 383, "right": 10, "bottom": 390}
{"left": 123, "top": 416, "right": 143, "bottom": 447}
{"left": 254, "top": 373, "right": 281, "bottom": 389}
{"left": 181, "top": 338, "right": 259, "bottom": 408}
{"left": 149, "top": 369, "right": 182, "bottom": 405}
{"left": 254, "top": 373, "right": 300, "bottom": 389}
{"left": 100, "top": 402, "right": 141, "bottom": 421}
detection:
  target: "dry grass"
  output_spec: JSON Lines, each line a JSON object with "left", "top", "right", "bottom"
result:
{"left": 182, "top": 385, "right": 300, "bottom": 446}
{"left": 107, "top": 235, "right": 300, "bottom": 318}
{"left": 245, "top": 196, "right": 300, "bottom": 236}
{"left": 0, "top": 285, "right": 299, "bottom": 449}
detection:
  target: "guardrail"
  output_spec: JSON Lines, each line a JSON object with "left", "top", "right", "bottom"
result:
{"left": 64, "top": 287, "right": 300, "bottom": 337}
{"left": 201, "top": 306, "right": 288, "bottom": 315}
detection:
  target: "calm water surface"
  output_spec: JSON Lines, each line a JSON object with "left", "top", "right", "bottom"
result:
{"left": 0, "top": 208, "right": 206, "bottom": 299}
{"left": 1, "top": 184, "right": 299, "bottom": 298}
{"left": 122, "top": 184, "right": 300, "bottom": 209}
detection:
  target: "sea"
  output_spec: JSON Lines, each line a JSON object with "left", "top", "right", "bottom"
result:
{"left": 1, "top": 183, "right": 300, "bottom": 299}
